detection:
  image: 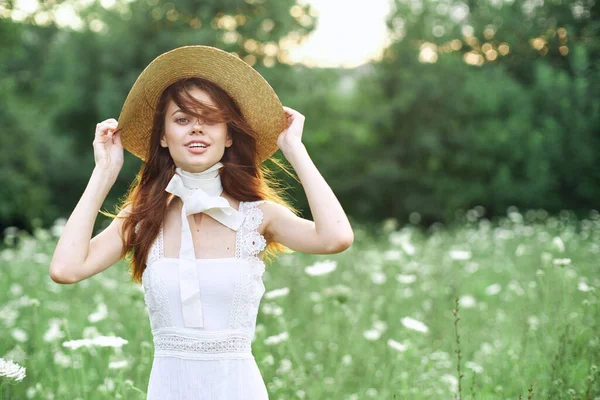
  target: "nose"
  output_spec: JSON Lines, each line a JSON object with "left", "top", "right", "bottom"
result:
{"left": 191, "top": 117, "right": 205, "bottom": 133}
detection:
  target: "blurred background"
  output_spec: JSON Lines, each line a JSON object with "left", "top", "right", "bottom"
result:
{"left": 1, "top": 0, "right": 599, "bottom": 399}
{"left": 1, "top": 0, "right": 597, "bottom": 233}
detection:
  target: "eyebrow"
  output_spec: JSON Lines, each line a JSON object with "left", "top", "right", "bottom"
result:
{"left": 171, "top": 108, "right": 212, "bottom": 116}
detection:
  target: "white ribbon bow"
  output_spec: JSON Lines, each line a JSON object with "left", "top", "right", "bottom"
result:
{"left": 164, "top": 162, "right": 246, "bottom": 328}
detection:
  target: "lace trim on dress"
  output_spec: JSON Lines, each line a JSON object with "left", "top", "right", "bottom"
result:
{"left": 141, "top": 264, "right": 173, "bottom": 330}
{"left": 153, "top": 327, "right": 254, "bottom": 360}
{"left": 229, "top": 200, "right": 267, "bottom": 331}
{"left": 146, "top": 224, "right": 164, "bottom": 268}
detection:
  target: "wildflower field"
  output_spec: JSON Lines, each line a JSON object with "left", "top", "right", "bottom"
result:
{"left": 1, "top": 207, "right": 598, "bottom": 399}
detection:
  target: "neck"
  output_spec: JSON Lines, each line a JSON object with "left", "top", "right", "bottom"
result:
{"left": 175, "top": 161, "right": 224, "bottom": 196}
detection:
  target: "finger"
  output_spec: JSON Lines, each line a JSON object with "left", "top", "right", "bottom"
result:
{"left": 98, "top": 120, "right": 119, "bottom": 129}
{"left": 113, "top": 129, "right": 122, "bottom": 145}
{"left": 96, "top": 123, "right": 118, "bottom": 137}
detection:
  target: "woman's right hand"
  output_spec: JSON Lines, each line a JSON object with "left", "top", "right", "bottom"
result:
{"left": 93, "top": 118, "right": 124, "bottom": 174}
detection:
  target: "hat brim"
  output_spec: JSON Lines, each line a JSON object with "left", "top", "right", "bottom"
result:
{"left": 117, "top": 45, "right": 287, "bottom": 164}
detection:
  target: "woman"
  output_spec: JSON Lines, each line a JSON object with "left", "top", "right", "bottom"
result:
{"left": 49, "top": 45, "right": 354, "bottom": 399}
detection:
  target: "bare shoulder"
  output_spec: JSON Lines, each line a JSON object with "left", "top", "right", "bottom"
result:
{"left": 254, "top": 200, "right": 295, "bottom": 241}
{"left": 254, "top": 199, "right": 283, "bottom": 223}
{"left": 118, "top": 203, "right": 133, "bottom": 217}
{"left": 113, "top": 203, "right": 134, "bottom": 241}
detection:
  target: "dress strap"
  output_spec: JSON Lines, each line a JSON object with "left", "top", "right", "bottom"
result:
{"left": 146, "top": 224, "right": 164, "bottom": 268}
{"left": 237, "top": 200, "right": 267, "bottom": 259}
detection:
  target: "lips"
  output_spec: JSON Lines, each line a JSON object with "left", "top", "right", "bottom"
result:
{"left": 186, "top": 144, "right": 209, "bottom": 154}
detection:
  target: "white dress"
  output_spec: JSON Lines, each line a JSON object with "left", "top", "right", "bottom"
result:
{"left": 140, "top": 200, "right": 269, "bottom": 399}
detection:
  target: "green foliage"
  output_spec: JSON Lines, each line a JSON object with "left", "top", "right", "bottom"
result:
{"left": 0, "top": 0, "right": 598, "bottom": 232}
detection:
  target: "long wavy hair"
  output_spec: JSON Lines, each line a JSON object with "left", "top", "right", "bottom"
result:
{"left": 103, "top": 77, "right": 299, "bottom": 284}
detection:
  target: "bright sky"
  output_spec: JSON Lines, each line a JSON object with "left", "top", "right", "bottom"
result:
{"left": 287, "top": 0, "right": 394, "bottom": 68}
{"left": 9, "top": 0, "right": 394, "bottom": 69}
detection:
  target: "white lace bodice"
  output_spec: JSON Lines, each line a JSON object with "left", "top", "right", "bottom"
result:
{"left": 139, "top": 200, "right": 267, "bottom": 360}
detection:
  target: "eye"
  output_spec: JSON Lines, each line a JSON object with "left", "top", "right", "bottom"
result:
{"left": 175, "top": 117, "right": 189, "bottom": 124}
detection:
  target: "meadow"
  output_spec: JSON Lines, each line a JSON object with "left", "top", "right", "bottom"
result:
{"left": 1, "top": 206, "right": 598, "bottom": 399}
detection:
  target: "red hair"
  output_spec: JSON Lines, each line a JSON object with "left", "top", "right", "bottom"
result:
{"left": 103, "top": 77, "right": 299, "bottom": 284}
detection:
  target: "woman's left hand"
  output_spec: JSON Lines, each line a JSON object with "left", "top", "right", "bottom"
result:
{"left": 277, "top": 106, "right": 305, "bottom": 156}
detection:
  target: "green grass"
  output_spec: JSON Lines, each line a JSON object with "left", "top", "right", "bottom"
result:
{"left": 1, "top": 207, "right": 599, "bottom": 399}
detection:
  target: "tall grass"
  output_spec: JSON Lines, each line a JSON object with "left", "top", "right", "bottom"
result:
{"left": 1, "top": 207, "right": 598, "bottom": 399}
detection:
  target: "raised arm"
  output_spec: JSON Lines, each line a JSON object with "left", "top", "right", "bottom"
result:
{"left": 263, "top": 106, "right": 354, "bottom": 254}
{"left": 49, "top": 119, "right": 125, "bottom": 284}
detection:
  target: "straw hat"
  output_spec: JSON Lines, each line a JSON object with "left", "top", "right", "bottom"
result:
{"left": 116, "top": 45, "right": 287, "bottom": 164}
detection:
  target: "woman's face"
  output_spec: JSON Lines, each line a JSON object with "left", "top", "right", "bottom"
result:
{"left": 160, "top": 87, "right": 232, "bottom": 173}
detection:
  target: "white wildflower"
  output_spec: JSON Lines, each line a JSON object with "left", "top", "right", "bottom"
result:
{"left": 508, "top": 211, "right": 523, "bottom": 223}
{"left": 363, "top": 329, "right": 381, "bottom": 341}
{"left": 527, "top": 315, "right": 539, "bottom": 331}
{"left": 552, "top": 236, "right": 565, "bottom": 252}
{"left": 484, "top": 283, "right": 502, "bottom": 295}
{"left": 401, "top": 317, "right": 429, "bottom": 333}
{"left": 458, "top": 295, "right": 477, "bottom": 308}
{"left": 43, "top": 319, "right": 65, "bottom": 343}
{"left": 449, "top": 250, "right": 472, "bottom": 260}
{"left": 480, "top": 342, "right": 494, "bottom": 355}
{"left": 51, "top": 218, "right": 66, "bottom": 237}
{"left": 11, "top": 328, "right": 28, "bottom": 343}
{"left": 400, "top": 241, "right": 415, "bottom": 255}
{"left": 373, "top": 320, "right": 388, "bottom": 332}
{"left": 26, "top": 383, "right": 41, "bottom": 398}
{"left": 13, "top": 296, "right": 40, "bottom": 308}
{"left": 276, "top": 359, "right": 292, "bottom": 374}
{"left": 264, "top": 287, "right": 290, "bottom": 299}
{"left": 387, "top": 339, "right": 408, "bottom": 352}
{"left": 88, "top": 303, "right": 108, "bottom": 323}
{"left": 370, "top": 272, "right": 387, "bottom": 285}
{"left": 108, "top": 360, "right": 129, "bottom": 369}
{"left": 261, "top": 354, "right": 274, "bottom": 365}
{"left": 9, "top": 283, "right": 23, "bottom": 296}
{"left": 53, "top": 351, "right": 71, "bottom": 368}
{"left": 98, "top": 377, "right": 116, "bottom": 393}
{"left": 62, "top": 335, "right": 128, "bottom": 350}
{"left": 578, "top": 281, "right": 591, "bottom": 292}
{"left": 264, "top": 331, "right": 289, "bottom": 345}
{"left": 261, "top": 303, "right": 284, "bottom": 316}
{"left": 553, "top": 258, "right": 571, "bottom": 266}
{"left": 0, "top": 358, "right": 26, "bottom": 382}
{"left": 304, "top": 260, "right": 337, "bottom": 276}
{"left": 465, "top": 361, "right": 484, "bottom": 373}
{"left": 82, "top": 326, "right": 101, "bottom": 339}
{"left": 441, "top": 374, "right": 458, "bottom": 393}
{"left": 388, "top": 231, "right": 404, "bottom": 246}
{"left": 508, "top": 280, "right": 525, "bottom": 296}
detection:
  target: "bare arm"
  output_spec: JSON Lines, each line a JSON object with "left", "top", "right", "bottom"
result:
{"left": 264, "top": 107, "right": 354, "bottom": 254}
{"left": 49, "top": 118, "right": 125, "bottom": 284}
{"left": 49, "top": 168, "right": 128, "bottom": 284}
